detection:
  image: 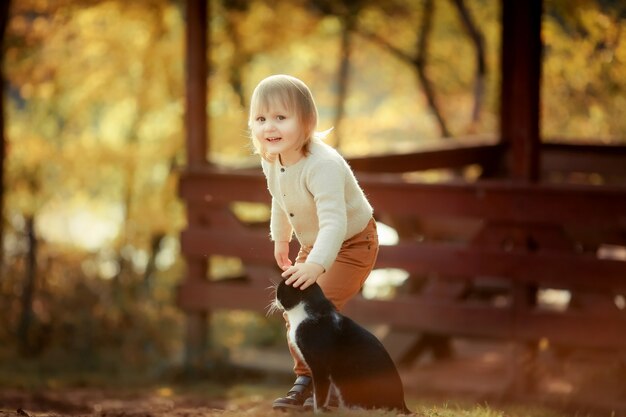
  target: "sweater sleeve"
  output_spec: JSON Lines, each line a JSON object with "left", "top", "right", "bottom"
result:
{"left": 270, "top": 197, "right": 293, "bottom": 242}
{"left": 305, "top": 159, "right": 348, "bottom": 270}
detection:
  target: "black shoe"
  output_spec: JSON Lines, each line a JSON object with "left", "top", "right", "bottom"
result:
{"left": 272, "top": 375, "right": 313, "bottom": 411}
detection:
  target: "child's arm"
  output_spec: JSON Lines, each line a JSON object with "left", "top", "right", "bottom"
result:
{"left": 274, "top": 240, "right": 292, "bottom": 271}
{"left": 270, "top": 197, "right": 293, "bottom": 269}
{"left": 283, "top": 159, "right": 347, "bottom": 290}
{"left": 305, "top": 159, "right": 348, "bottom": 271}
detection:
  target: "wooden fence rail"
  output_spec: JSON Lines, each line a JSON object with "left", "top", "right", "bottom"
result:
{"left": 178, "top": 164, "right": 626, "bottom": 358}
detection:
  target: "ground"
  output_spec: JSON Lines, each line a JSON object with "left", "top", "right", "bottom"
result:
{"left": 0, "top": 385, "right": 241, "bottom": 417}
{"left": 1, "top": 385, "right": 418, "bottom": 417}
{"left": 1, "top": 339, "right": 625, "bottom": 417}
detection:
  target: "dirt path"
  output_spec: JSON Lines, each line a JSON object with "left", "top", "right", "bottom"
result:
{"left": 0, "top": 387, "right": 250, "bottom": 417}
{"left": 2, "top": 339, "right": 625, "bottom": 417}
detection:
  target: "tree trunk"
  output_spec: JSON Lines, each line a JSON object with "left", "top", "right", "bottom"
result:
{"left": 450, "top": 0, "right": 486, "bottom": 131}
{"left": 18, "top": 215, "right": 37, "bottom": 355}
{"left": 142, "top": 232, "right": 165, "bottom": 295}
{"left": 332, "top": 14, "right": 355, "bottom": 150}
{"left": 415, "top": 0, "right": 451, "bottom": 138}
{"left": 224, "top": 11, "right": 250, "bottom": 109}
{"left": 358, "top": 1, "right": 452, "bottom": 138}
{"left": 0, "top": 0, "right": 11, "bottom": 265}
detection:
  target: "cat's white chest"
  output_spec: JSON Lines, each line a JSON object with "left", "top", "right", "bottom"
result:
{"left": 286, "top": 302, "right": 309, "bottom": 357}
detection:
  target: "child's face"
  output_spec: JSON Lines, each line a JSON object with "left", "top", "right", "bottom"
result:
{"left": 251, "top": 100, "right": 304, "bottom": 165}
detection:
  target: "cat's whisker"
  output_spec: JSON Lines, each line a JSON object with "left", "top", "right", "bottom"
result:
{"left": 265, "top": 299, "right": 282, "bottom": 317}
{"left": 265, "top": 280, "right": 280, "bottom": 317}
{"left": 266, "top": 279, "right": 280, "bottom": 296}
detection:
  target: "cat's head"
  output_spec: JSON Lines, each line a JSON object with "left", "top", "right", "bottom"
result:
{"left": 275, "top": 279, "right": 326, "bottom": 312}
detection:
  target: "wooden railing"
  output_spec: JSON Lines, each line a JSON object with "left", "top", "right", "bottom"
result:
{"left": 177, "top": 142, "right": 626, "bottom": 390}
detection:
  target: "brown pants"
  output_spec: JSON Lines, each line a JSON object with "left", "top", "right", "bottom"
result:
{"left": 285, "top": 217, "right": 379, "bottom": 376}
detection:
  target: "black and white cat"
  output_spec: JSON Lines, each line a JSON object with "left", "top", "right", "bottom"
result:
{"left": 271, "top": 279, "right": 411, "bottom": 414}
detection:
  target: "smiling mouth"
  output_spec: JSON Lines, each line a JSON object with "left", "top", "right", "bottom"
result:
{"left": 266, "top": 137, "right": 282, "bottom": 142}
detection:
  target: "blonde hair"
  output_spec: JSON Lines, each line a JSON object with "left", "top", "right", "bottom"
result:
{"left": 249, "top": 74, "right": 320, "bottom": 162}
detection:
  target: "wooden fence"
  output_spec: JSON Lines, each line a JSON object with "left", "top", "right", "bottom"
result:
{"left": 177, "top": 143, "right": 626, "bottom": 383}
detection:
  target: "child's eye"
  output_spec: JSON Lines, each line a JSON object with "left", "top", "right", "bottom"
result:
{"left": 276, "top": 115, "right": 286, "bottom": 120}
{"left": 256, "top": 116, "right": 265, "bottom": 122}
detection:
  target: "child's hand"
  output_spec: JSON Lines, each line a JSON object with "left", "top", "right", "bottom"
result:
{"left": 274, "top": 241, "right": 292, "bottom": 271}
{"left": 282, "top": 263, "right": 325, "bottom": 290}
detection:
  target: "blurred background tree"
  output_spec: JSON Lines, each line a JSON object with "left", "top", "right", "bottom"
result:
{"left": 542, "top": 0, "right": 626, "bottom": 142}
{"left": 0, "top": 0, "right": 623, "bottom": 381}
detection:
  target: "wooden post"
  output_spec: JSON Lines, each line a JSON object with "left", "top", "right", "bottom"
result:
{"left": 500, "top": 0, "right": 543, "bottom": 396}
{"left": 500, "top": 0, "right": 542, "bottom": 182}
{"left": 185, "top": 0, "right": 208, "bottom": 167}
{"left": 183, "top": 0, "right": 209, "bottom": 372}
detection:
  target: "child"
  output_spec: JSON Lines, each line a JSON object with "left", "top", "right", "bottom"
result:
{"left": 249, "top": 74, "right": 379, "bottom": 411}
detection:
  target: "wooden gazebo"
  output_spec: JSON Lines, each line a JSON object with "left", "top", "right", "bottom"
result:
{"left": 176, "top": 0, "right": 626, "bottom": 393}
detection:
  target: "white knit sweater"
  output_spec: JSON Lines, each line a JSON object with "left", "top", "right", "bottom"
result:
{"left": 261, "top": 140, "right": 374, "bottom": 271}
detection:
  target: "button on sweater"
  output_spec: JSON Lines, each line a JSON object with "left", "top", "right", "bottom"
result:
{"left": 261, "top": 140, "right": 374, "bottom": 271}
